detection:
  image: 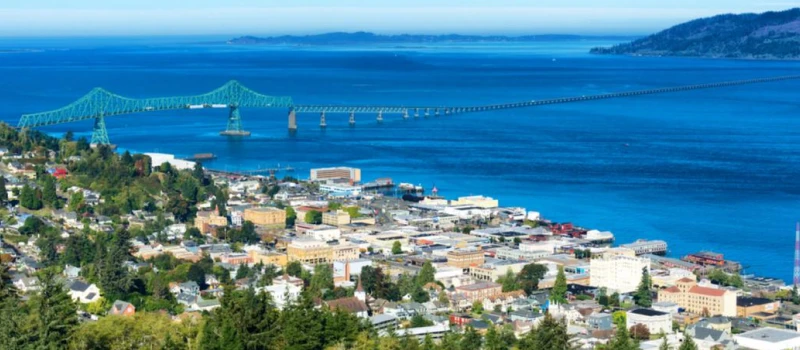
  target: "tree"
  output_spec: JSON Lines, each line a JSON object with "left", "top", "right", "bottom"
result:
{"left": 0, "top": 176, "right": 7, "bottom": 205}
{"left": 27, "top": 269, "right": 79, "bottom": 349}
{"left": 286, "top": 261, "right": 303, "bottom": 278}
{"left": 635, "top": 267, "right": 653, "bottom": 307}
{"left": 391, "top": 241, "right": 402, "bottom": 255}
{"left": 64, "top": 130, "right": 74, "bottom": 141}
{"left": 309, "top": 264, "right": 334, "bottom": 297}
{"left": 607, "top": 322, "right": 638, "bottom": 350}
{"left": 520, "top": 313, "right": 577, "bottom": 350}
{"left": 187, "top": 264, "right": 207, "bottom": 290}
{"left": 192, "top": 162, "right": 205, "bottom": 181}
{"left": 630, "top": 323, "right": 651, "bottom": 340}
{"left": 41, "top": 175, "right": 58, "bottom": 208}
{"left": 235, "top": 263, "right": 251, "bottom": 280}
{"left": 68, "top": 190, "right": 85, "bottom": 212}
{"left": 418, "top": 261, "right": 435, "bottom": 286}
{"left": 410, "top": 314, "right": 433, "bottom": 328}
{"left": 484, "top": 324, "right": 503, "bottom": 350}
{"left": 98, "top": 228, "right": 133, "bottom": 299}
{"left": 460, "top": 326, "right": 482, "bottom": 350}
{"left": 519, "top": 263, "right": 547, "bottom": 295}
{"left": 498, "top": 268, "right": 520, "bottom": 292}
{"left": 305, "top": 210, "right": 322, "bottom": 224}
{"left": 199, "top": 287, "right": 282, "bottom": 349}
{"left": 659, "top": 335, "right": 672, "bottom": 350}
{"left": 472, "top": 301, "right": 484, "bottom": 314}
{"left": 678, "top": 333, "right": 698, "bottom": 350}
{"left": 793, "top": 285, "right": 800, "bottom": 305}
{"left": 286, "top": 206, "right": 297, "bottom": 227}
{"left": 551, "top": 265, "right": 568, "bottom": 304}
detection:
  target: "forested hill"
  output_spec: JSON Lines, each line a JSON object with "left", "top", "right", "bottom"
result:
{"left": 591, "top": 8, "right": 800, "bottom": 59}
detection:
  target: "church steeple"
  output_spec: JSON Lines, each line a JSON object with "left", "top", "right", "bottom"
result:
{"left": 355, "top": 275, "right": 366, "bottom": 302}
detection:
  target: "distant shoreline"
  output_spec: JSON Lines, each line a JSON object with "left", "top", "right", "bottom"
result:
{"left": 226, "top": 32, "right": 638, "bottom": 45}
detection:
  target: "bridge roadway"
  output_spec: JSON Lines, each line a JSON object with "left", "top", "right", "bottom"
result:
{"left": 293, "top": 74, "right": 800, "bottom": 115}
{"left": 16, "top": 74, "right": 800, "bottom": 144}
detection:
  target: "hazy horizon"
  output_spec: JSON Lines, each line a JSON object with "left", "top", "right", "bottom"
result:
{"left": 0, "top": 0, "right": 796, "bottom": 37}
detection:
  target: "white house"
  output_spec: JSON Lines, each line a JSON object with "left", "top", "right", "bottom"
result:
{"left": 260, "top": 282, "right": 302, "bottom": 310}
{"left": 68, "top": 280, "right": 101, "bottom": 304}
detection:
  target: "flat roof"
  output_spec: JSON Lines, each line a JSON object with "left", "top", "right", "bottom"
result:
{"left": 629, "top": 309, "right": 668, "bottom": 317}
{"left": 737, "top": 296, "right": 776, "bottom": 307}
{"left": 735, "top": 327, "right": 800, "bottom": 343}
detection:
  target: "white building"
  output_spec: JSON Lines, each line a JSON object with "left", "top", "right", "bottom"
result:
{"left": 734, "top": 328, "right": 800, "bottom": 350}
{"left": 590, "top": 254, "right": 650, "bottom": 294}
{"left": 68, "top": 280, "right": 101, "bottom": 304}
{"left": 307, "top": 225, "right": 342, "bottom": 242}
{"left": 442, "top": 205, "right": 492, "bottom": 220}
{"left": 144, "top": 153, "right": 196, "bottom": 171}
{"left": 450, "top": 195, "right": 499, "bottom": 209}
{"left": 627, "top": 309, "right": 672, "bottom": 335}
{"left": 260, "top": 282, "right": 302, "bottom": 310}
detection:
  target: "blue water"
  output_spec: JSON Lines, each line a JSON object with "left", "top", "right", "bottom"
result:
{"left": 1, "top": 38, "right": 799, "bottom": 281}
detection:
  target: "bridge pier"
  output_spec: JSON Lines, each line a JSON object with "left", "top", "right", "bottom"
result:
{"left": 424, "top": 108, "right": 430, "bottom": 118}
{"left": 320, "top": 111, "right": 327, "bottom": 128}
{"left": 91, "top": 115, "right": 110, "bottom": 145}
{"left": 403, "top": 110, "right": 409, "bottom": 119}
{"left": 221, "top": 105, "right": 251, "bottom": 137}
{"left": 288, "top": 108, "right": 297, "bottom": 131}
{"left": 414, "top": 108, "right": 420, "bottom": 118}
{"left": 435, "top": 108, "right": 440, "bottom": 117}
{"left": 349, "top": 111, "right": 355, "bottom": 126}
{"left": 376, "top": 111, "right": 383, "bottom": 123}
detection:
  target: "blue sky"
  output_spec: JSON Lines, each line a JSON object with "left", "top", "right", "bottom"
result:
{"left": 0, "top": 0, "right": 796, "bottom": 36}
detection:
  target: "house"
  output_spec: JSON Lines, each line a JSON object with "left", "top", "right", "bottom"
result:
{"left": 324, "top": 297, "right": 369, "bottom": 318}
{"left": 259, "top": 282, "right": 301, "bottom": 310}
{"left": 63, "top": 264, "right": 81, "bottom": 279}
{"left": 171, "top": 281, "right": 201, "bottom": 295}
{"left": 189, "top": 298, "right": 221, "bottom": 312}
{"left": 371, "top": 314, "right": 399, "bottom": 334}
{"left": 13, "top": 276, "right": 39, "bottom": 293}
{"left": 587, "top": 313, "right": 614, "bottom": 338}
{"left": 734, "top": 327, "right": 800, "bottom": 350}
{"left": 110, "top": 300, "right": 136, "bottom": 316}
{"left": 68, "top": 280, "right": 101, "bottom": 304}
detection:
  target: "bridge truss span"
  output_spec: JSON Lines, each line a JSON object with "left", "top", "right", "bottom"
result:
{"left": 17, "top": 74, "right": 800, "bottom": 144}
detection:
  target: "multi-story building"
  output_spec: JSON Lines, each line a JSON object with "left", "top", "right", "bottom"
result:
{"left": 737, "top": 297, "right": 780, "bottom": 318}
{"left": 219, "top": 253, "right": 252, "bottom": 265}
{"left": 243, "top": 207, "right": 286, "bottom": 227}
{"left": 494, "top": 247, "right": 551, "bottom": 261}
{"left": 306, "top": 225, "right": 342, "bottom": 241}
{"left": 195, "top": 211, "right": 228, "bottom": 234}
{"left": 658, "top": 278, "right": 737, "bottom": 317}
{"left": 331, "top": 242, "right": 360, "bottom": 262}
{"left": 446, "top": 249, "right": 485, "bottom": 269}
{"left": 620, "top": 240, "right": 668, "bottom": 256}
{"left": 589, "top": 254, "right": 651, "bottom": 294}
{"left": 469, "top": 261, "right": 527, "bottom": 282}
{"left": 322, "top": 210, "right": 352, "bottom": 226}
{"left": 287, "top": 239, "right": 333, "bottom": 265}
{"left": 310, "top": 167, "right": 361, "bottom": 183}
{"left": 452, "top": 282, "right": 502, "bottom": 304}
{"left": 248, "top": 250, "right": 288, "bottom": 267}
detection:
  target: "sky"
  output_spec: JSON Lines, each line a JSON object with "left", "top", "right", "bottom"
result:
{"left": 0, "top": 0, "right": 797, "bottom": 37}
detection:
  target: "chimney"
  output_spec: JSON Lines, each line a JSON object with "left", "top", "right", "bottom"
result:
{"left": 344, "top": 261, "right": 351, "bottom": 282}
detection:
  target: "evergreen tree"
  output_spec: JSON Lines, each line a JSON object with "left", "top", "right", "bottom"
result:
{"left": 280, "top": 292, "right": 323, "bottom": 350}
{"left": 421, "top": 334, "right": 435, "bottom": 350}
{"left": 199, "top": 287, "right": 282, "bottom": 349}
{"left": 417, "top": 261, "right": 436, "bottom": 286}
{"left": 484, "top": 324, "right": 503, "bottom": 350}
{"left": 607, "top": 323, "right": 638, "bottom": 350}
{"left": 187, "top": 264, "right": 207, "bottom": 290}
{"left": 524, "top": 313, "right": 577, "bottom": 350}
{"left": 41, "top": 175, "right": 58, "bottom": 208}
{"left": 192, "top": 162, "right": 205, "bottom": 181}
{"left": 0, "top": 265, "right": 16, "bottom": 301}
{"left": 286, "top": 261, "right": 303, "bottom": 278}
{"left": 659, "top": 335, "right": 671, "bottom": 350}
{"left": 309, "top": 264, "right": 334, "bottom": 297}
{"left": 98, "top": 228, "right": 133, "bottom": 299}
{"left": 793, "top": 285, "right": 800, "bottom": 305}
{"left": 0, "top": 176, "right": 8, "bottom": 205}
{"left": 460, "top": 326, "right": 482, "bottom": 350}
{"left": 678, "top": 333, "right": 698, "bottom": 350}
{"left": 551, "top": 265, "right": 568, "bottom": 304}
{"left": 26, "top": 269, "right": 79, "bottom": 349}
{"left": 235, "top": 263, "right": 251, "bottom": 280}
{"left": 635, "top": 267, "right": 653, "bottom": 307}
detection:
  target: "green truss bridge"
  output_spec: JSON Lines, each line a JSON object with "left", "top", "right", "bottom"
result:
{"left": 17, "top": 75, "right": 800, "bottom": 145}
